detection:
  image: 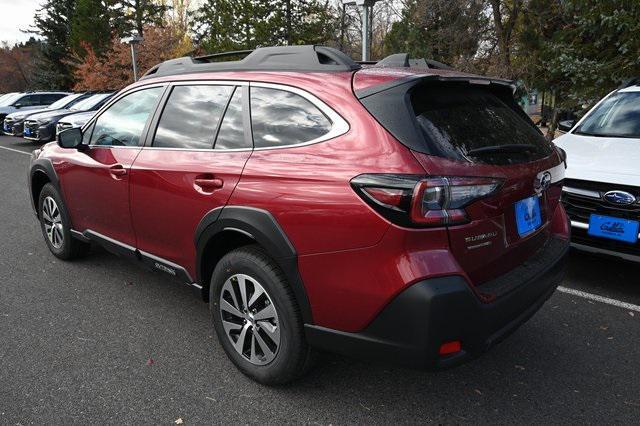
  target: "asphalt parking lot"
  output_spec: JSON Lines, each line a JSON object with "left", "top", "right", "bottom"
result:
{"left": 1, "top": 136, "right": 639, "bottom": 424}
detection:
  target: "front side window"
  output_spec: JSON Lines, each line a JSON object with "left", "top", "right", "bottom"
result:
{"left": 575, "top": 91, "right": 640, "bottom": 138}
{"left": 154, "top": 85, "right": 233, "bottom": 149}
{"left": 17, "top": 95, "right": 39, "bottom": 107}
{"left": 250, "top": 87, "right": 332, "bottom": 148}
{"left": 90, "top": 87, "right": 163, "bottom": 147}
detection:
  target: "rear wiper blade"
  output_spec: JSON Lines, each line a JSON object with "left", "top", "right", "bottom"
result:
{"left": 466, "top": 144, "right": 539, "bottom": 156}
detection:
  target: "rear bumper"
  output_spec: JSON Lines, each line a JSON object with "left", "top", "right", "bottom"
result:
{"left": 305, "top": 236, "right": 569, "bottom": 369}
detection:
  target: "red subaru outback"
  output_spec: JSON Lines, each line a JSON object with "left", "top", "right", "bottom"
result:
{"left": 28, "top": 46, "right": 569, "bottom": 384}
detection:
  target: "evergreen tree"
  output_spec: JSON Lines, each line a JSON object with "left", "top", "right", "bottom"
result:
{"left": 384, "top": 0, "right": 486, "bottom": 69}
{"left": 192, "top": 0, "right": 336, "bottom": 53}
{"left": 520, "top": 0, "right": 640, "bottom": 108}
{"left": 30, "top": 0, "right": 76, "bottom": 90}
{"left": 70, "top": 0, "right": 113, "bottom": 58}
{"left": 111, "top": 0, "right": 170, "bottom": 37}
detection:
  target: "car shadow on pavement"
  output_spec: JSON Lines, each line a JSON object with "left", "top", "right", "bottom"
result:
{"left": 63, "top": 245, "right": 640, "bottom": 423}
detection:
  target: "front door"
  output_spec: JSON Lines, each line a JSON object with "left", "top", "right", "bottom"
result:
{"left": 130, "top": 84, "right": 252, "bottom": 274}
{"left": 59, "top": 86, "right": 166, "bottom": 247}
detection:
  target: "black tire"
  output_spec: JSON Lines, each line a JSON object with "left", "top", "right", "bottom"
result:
{"left": 38, "top": 183, "right": 90, "bottom": 260}
{"left": 210, "top": 245, "right": 315, "bottom": 385}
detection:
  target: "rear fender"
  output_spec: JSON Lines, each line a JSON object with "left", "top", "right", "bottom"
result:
{"left": 195, "top": 206, "right": 313, "bottom": 324}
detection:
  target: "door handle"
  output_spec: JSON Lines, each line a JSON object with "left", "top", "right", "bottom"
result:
{"left": 109, "top": 164, "right": 127, "bottom": 177}
{"left": 194, "top": 175, "right": 224, "bottom": 190}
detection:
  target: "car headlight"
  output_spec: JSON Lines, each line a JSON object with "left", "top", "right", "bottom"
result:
{"left": 37, "top": 118, "right": 52, "bottom": 125}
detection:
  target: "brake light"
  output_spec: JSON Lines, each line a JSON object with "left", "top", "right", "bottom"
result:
{"left": 351, "top": 174, "right": 502, "bottom": 227}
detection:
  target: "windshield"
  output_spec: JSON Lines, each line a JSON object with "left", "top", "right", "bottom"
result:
{"left": 575, "top": 91, "right": 640, "bottom": 138}
{"left": 0, "top": 93, "right": 21, "bottom": 106}
{"left": 0, "top": 93, "right": 16, "bottom": 104}
{"left": 47, "top": 94, "right": 82, "bottom": 110}
{"left": 70, "top": 94, "right": 111, "bottom": 111}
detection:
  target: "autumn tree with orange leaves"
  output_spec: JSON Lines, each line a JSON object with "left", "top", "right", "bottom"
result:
{"left": 73, "top": 25, "right": 192, "bottom": 91}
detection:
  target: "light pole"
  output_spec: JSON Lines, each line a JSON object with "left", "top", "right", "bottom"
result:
{"left": 121, "top": 34, "right": 144, "bottom": 82}
{"left": 342, "top": 0, "right": 382, "bottom": 61}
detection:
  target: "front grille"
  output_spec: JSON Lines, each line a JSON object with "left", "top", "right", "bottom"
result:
{"left": 3, "top": 118, "right": 14, "bottom": 134}
{"left": 562, "top": 179, "right": 640, "bottom": 222}
{"left": 23, "top": 121, "right": 39, "bottom": 139}
{"left": 562, "top": 178, "right": 640, "bottom": 254}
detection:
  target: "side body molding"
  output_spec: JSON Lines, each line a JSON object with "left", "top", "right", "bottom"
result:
{"left": 195, "top": 206, "right": 313, "bottom": 324}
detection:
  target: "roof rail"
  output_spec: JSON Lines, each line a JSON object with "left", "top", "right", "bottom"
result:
{"left": 193, "top": 50, "right": 254, "bottom": 63}
{"left": 358, "top": 53, "right": 453, "bottom": 70}
{"left": 141, "top": 45, "right": 361, "bottom": 79}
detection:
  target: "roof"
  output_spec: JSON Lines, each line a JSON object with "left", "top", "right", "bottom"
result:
{"left": 139, "top": 45, "right": 514, "bottom": 96}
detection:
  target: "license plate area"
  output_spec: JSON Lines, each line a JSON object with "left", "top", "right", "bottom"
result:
{"left": 515, "top": 195, "right": 543, "bottom": 237}
{"left": 588, "top": 214, "right": 639, "bottom": 244}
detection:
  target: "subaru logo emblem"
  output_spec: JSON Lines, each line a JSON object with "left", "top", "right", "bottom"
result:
{"left": 534, "top": 171, "right": 552, "bottom": 193}
{"left": 603, "top": 190, "right": 637, "bottom": 205}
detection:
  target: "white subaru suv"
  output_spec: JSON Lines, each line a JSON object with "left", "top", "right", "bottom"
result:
{"left": 554, "top": 81, "right": 640, "bottom": 261}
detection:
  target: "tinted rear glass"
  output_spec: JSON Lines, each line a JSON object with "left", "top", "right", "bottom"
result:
{"left": 411, "top": 86, "right": 552, "bottom": 165}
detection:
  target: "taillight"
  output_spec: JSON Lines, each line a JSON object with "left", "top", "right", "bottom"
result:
{"left": 351, "top": 174, "right": 502, "bottom": 227}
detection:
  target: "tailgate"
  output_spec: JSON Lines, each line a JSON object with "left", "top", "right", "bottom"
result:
{"left": 413, "top": 151, "right": 564, "bottom": 286}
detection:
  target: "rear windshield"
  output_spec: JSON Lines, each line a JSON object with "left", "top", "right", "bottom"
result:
{"left": 574, "top": 91, "right": 640, "bottom": 138}
{"left": 411, "top": 85, "right": 552, "bottom": 165}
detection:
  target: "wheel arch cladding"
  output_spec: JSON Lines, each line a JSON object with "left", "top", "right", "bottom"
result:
{"left": 29, "top": 159, "right": 60, "bottom": 217}
{"left": 195, "top": 206, "right": 314, "bottom": 324}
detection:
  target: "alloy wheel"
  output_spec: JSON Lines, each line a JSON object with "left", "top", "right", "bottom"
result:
{"left": 42, "top": 196, "right": 64, "bottom": 249}
{"left": 219, "top": 273, "right": 280, "bottom": 365}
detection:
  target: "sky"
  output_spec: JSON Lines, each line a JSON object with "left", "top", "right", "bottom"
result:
{"left": 0, "top": 0, "right": 44, "bottom": 45}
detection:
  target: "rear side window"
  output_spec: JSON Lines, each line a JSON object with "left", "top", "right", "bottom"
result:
{"left": 42, "top": 94, "right": 65, "bottom": 104}
{"left": 250, "top": 87, "right": 331, "bottom": 148}
{"left": 154, "top": 85, "right": 233, "bottom": 149}
{"left": 411, "top": 86, "right": 552, "bottom": 165}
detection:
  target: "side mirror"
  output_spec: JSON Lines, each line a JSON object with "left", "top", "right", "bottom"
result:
{"left": 14, "top": 103, "right": 23, "bottom": 109}
{"left": 57, "top": 127, "right": 84, "bottom": 149}
{"left": 557, "top": 120, "right": 575, "bottom": 132}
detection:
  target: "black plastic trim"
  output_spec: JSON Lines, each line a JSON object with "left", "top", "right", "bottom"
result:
{"left": 141, "top": 45, "right": 361, "bottom": 80}
{"left": 29, "top": 157, "right": 61, "bottom": 216}
{"left": 195, "top": 206, "right": 313, "bottom": 323}
{"left": 78, "top": 229, "right": 199, "bottom": 292}
{"left": 305, "top": 237, "right": 569, "bottom": 369}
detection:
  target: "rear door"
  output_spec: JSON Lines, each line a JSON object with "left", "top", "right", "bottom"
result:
{"left": 129, "top": 82, "right": 252, "bottom": 275}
